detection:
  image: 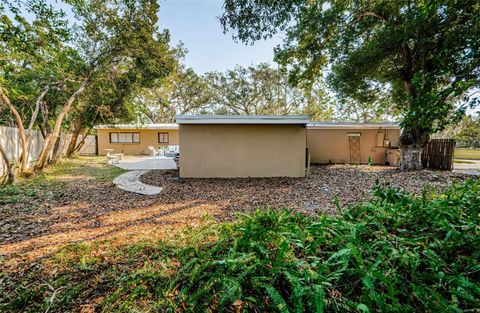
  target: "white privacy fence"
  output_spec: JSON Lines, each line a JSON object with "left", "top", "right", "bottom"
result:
{"left": 0, "top": 126, "right": 96, "bottom": 176}
{"left": 0, "top": 126, "right": 44, "bottom": 174}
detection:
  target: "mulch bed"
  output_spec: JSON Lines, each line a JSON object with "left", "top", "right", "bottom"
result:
{"left": 141, "top": 164, "right": 471, "bottom": 216}
{"left": 0, "top": 164, "right": 472, "bottom": 267}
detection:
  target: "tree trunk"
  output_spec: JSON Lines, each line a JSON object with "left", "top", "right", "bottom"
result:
{"left": 66, "top": 115, "right": 85, "bottom": 157}
{"left": 26, "top": 86, "right": 49, "bottom": 143}
{"left": 40, "top": 99, "right": 51, "bottom": 136}
{"left": 19, "top": 86, "right": 50, "bottom": 172}
{"left": 74, "top": 125, "right": 94, "bottom": 154}
{"left": 51, "top": 135, "right": 66, "bottom": 164}
{"left": 0, "top": 143, "right": 14, "bottom": 186}
{"left": 74, "top": 111, "right": 99, "bottom": 155}
{"left": 0, "top": 87, "right": 28, "bottom": 174}
{"left": 399, "top": 127, "right": 429, "bottom": 171}
{"left": 34, "top": 78, "right": 88, "bottom": 171}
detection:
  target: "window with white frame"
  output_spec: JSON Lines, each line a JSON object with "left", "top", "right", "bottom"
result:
{"left": 109, "top": 132, "right": 140, "bottom": 143}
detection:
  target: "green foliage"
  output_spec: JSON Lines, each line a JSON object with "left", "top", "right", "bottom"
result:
{"left": 1, "top": 0, "right": 179, "bottom": 143}
{"left": 0, "top": 0, "right": 78, "bottom": 125}
{"left": 207, "top": 63, "right": 333, "bottom": 119}
{"left": 151, "top": 180, "right": 479, "bottom": 312}
{"left": 137, "top": 63, "right": 335, "bottom": 123}
{"left": 455, "top": 114, "right": 480, "bottom": 148}
{"left": 4, "top": 180, "right": 478, "bottom": 312}
{"left": 221, "top": 0, "right": 480, "bottom": 142}
{"left": 135, "top": 65, "right": 213, "bottom": 123}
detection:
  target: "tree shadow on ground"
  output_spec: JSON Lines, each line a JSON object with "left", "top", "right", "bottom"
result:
{"left": 0, "top": 159, "right": 470, "bottom": 269}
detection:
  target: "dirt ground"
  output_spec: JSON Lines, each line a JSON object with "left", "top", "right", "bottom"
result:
{"left": 0, "top": 159, "right": 473, "bottom": 269}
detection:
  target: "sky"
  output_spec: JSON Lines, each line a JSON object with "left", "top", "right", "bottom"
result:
{"left": 157, "top": 0, "right": 283, "bottom": 73}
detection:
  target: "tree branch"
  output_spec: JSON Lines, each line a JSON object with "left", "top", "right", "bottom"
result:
{"left": 351, "top": 12, "right": 388, "bottom": 24}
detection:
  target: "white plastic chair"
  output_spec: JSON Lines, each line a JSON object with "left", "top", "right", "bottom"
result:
{"left": 148, "top": 146, "right": 158, "bottom": 156}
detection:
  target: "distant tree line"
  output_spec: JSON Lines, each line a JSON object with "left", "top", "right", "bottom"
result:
{"left": 134, "top": 63, "right": 337, "bottom": 123}
{"left": 436, "top": 113, "right": 480, "bottom": 148}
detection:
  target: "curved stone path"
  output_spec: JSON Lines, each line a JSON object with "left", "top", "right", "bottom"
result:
{"left": 112, "top": 170, "right": 162, "bottom": 195}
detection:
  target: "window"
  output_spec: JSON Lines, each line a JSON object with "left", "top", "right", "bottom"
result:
{"left": 109, "top": 132, "right": 140, "bottom": 143}
{"left": 158, "top": 132, "right": 169, "bottom": 143}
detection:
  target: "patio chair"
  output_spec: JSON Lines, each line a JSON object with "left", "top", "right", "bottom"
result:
{"left": 148, "top": 146, "right": 158, "bottom": 157}
{"left": 157, "top": 146, "right": 166, "bottom": 156}
{"left": 165, "top": 145, "right": 179, "bottom": 157}
{"left": 106, "top": 154, "right": 120, "bottom": 164}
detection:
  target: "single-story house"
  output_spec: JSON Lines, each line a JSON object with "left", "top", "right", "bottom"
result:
{"left": 95, "top": 123, "right": 179, "bottom": 155}
{"left": 307, "top": 122, "right": 400, "bottom": 165}
{"left": 176, "top": 115, "right": 309, "bottom": 178}
{"left": 94, "top": 117, "right": 401, "bottom": 177}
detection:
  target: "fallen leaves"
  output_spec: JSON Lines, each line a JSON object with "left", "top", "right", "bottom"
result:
{"left": 0, "top": 161, "right": 471, "bottom": 270}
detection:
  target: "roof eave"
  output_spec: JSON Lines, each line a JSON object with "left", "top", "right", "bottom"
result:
{"left": 176, "top": 114, "right": 311, "bottom": 125}
{"left": 307, "top": 123, "right": 400, "bottom": 130}
{"left": 93, "top": 123, "right": 179, "bottom": 130}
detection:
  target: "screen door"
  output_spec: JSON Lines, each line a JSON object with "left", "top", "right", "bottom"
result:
{"left": 348, "top": 134, "right": 361, "bottom": 164}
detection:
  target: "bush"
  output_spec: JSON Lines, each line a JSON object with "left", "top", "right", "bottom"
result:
{"left": 143, "top": 179, "right": 479, "bottom": 312}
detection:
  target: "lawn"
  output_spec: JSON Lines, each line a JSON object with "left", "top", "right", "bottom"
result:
{"left": 0, "top": 157, "right": 478, "bottom": 312}
{"left": 0, "top": 156, "right": 125, "bottom": 208}
{"left": 455, "top": 148, "right": 480, "bottom": 160}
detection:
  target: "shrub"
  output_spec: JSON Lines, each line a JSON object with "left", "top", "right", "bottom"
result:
{"left": 150, "top": 180, "right": 480, "bottom": 312}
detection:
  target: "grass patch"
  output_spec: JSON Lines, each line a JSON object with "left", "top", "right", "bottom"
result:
{"left": 455, "top": 148, "right": 480, "bottom": 160}
{"left": 0, "top": 157, "right": 124, "bottom": 207}
{"left": 1, "top": 180, "right": 479, "bottom": 312}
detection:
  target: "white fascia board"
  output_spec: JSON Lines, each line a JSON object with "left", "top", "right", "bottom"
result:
{"left": 176, "top": 115, "right": 311, "bottom": 124}
{"left": 94, "top": 123, "right": 179, "bottom": 130}
{"left": 307, "top": 122, "right": 400, "bottom": 129}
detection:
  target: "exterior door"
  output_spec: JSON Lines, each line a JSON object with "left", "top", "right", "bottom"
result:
{"left": 348, "top": 135, "right": 361, "bottom": 164}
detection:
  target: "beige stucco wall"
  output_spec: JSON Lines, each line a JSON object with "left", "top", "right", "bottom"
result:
{"left": 307, "top": 128, "right": 400, "bottom": 164}
{"left": 97, "top": 128, "right": 179, "bottom": 155}
{"left": 179, "top": 124, "right": 306, "bottom": 178}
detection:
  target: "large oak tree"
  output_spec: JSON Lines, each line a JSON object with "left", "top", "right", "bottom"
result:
{"left": 221, "top": 0, "right": 480, "bottom": 170}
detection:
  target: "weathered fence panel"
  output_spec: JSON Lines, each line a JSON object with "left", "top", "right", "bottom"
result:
{"left": 421, "top": 139, "right": 455, "bottom": 170}
{"left": 0, "top": 126, "right": 97, "bottom": 176}
{"left": 78, "top": 135, "right": 97, "bottom": 155}
{"left": 0, "top": 126, "right": 44, "bottom": 176}
{"left": 62, "top": 134, "right": 97, "bottom": 155}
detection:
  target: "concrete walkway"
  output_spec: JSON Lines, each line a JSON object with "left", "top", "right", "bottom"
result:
{"left": 113, "top": 170, "right": 162, "bottom": 195}
{"left": 113, "top": 156, "right": 177, "bottom": 170}
{"left": 111, "top": 156, "right": 175, "bottom": 195}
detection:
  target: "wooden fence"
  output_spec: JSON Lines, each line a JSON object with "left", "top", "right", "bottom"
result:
{"left": 421, "top": 139, "right": 455, "bottom": 170}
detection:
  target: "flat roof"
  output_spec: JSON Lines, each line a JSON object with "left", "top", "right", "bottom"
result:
{"left": 94, "top": 123, "right": 178, "bottom": 130}
{"left": 93, "top": 121, "right": 400, "bottom": 129}
{"left": 307, "top": 122, "right": 400, "bottom": 129}
{"left": 176, "top": 115, "right": 311, "bottom": 124}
